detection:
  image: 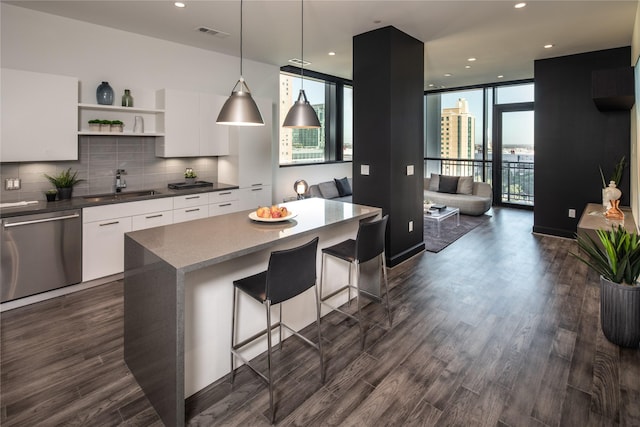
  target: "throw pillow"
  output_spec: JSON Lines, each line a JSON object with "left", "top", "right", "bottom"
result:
{"left": 438, "top": 175, "right": 459, "bottom": 194}
{"left": 428, "top": 173, "right": 440, "bottom": 191}
{"left": 457, "top": 176, "right": 473, "bottom": 195}
{"left": 334, "top": 177, "right": 352, "bottom": 197}
{"left": 318, "top": 181, "right": 340, "bottom": 199}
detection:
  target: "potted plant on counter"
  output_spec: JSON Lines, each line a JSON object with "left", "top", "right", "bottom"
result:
{"left": 184, "top": 168, "right": 197, "bottom": 185}
{"left": 44, "top": 168, "right": 84, "bottom": 200}
{"left": 45, "top": 189, "right": 58, "bottom": 202}
{"left": 572, "top": 225, "right": 640, "bottom": 348}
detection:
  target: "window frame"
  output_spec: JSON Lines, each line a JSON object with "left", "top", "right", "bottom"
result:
{"left": 279, "top": 66, "right": 353, "bottom": 167}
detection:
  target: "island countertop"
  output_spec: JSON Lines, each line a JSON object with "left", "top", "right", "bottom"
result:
{"left": 125, "top": 197, "right": 381, "bottom": 273}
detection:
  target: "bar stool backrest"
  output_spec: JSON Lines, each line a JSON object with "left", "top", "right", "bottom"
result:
{"left": 266, "top": 237, "right": 319, "bottom": 305}
{"left": 355, "top": 215, "right": 389, "bottom": 264}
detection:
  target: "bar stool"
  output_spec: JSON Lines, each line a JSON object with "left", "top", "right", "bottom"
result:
{"left": 319, "top": 215, "right": 391, "bottom": 349}
{"left": 230, "top": 237, "right": 323, "bottom": 424}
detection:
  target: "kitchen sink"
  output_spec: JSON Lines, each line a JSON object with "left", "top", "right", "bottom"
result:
{"left": 82, "top": 189, "right": 161, "bottom": 203}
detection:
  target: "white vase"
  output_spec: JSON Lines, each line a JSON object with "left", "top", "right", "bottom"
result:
{"left": 603, "top": 181, "right": 622, "bottom": 208}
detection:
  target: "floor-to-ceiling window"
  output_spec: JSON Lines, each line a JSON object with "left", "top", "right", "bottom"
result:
{"left": 425, "top": 81, "right": 535, "bottom": 207}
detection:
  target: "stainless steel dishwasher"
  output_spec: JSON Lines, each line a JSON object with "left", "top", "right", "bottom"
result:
{"left": 1, "top": 209, "right": 82, "bottom": 303}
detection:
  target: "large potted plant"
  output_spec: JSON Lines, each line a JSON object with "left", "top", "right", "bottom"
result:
{"left": 44, "top": 168, "right": 84, "bottom": 200}
{"left": 572, "top": 225, "right": 640, "bottom": 347}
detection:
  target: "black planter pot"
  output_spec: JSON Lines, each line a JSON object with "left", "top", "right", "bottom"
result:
{"left": 600, "top": 277, "right": 640, "bottom": 348}
{"left": 57, "top": 187, "right": 73, "bottom": 200}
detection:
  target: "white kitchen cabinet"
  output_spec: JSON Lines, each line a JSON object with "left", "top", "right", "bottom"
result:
{"left": 237, "top": 185, "right": 272, "bottom": 211}
{"left": 1, "top": 68, "right": 78, "bottom": 162}
{"left": 83, "top": 217, "right": 132, "bottom": 282}
{"left": 82, "top": 198, "right": 173, "bottom": 282}
{"left": 155, "top": 89, "right": 229, "bottom": 157}
{"left": 218, "top": 97, "right": 273, "bottom": 208}
{"left": 132, "top": 210, "right": 173, "bottom": 231}
{"left": 173, "top": 193, "right": 209, "bottom": 223}
{"left": 208, "top": 189, "right": 240, "bottom": 216}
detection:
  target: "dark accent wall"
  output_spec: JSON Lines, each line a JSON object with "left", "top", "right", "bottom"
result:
{"left": 353, "top": 26, "right": 425, "bottom": 266}
{"left": 534, "top": 46, "right": 631, "bottom": 238}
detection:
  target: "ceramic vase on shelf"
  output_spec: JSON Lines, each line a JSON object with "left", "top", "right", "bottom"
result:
{"left": 96, "top": 81, "right": 114, "bottom": 105}
{"left": 602, "top": 180, "right": 622, "bottom": 209}
{"left": 122, "top": 89, "right": 133, "bottom": 107}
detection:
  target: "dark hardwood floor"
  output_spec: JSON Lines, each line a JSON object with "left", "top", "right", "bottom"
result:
{"left": 1, "top": 207, "right": 638, "bottom": 426}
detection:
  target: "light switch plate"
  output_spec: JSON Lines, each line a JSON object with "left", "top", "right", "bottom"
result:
{"left": 361, "top": 164, "right": 370, "bottom": 175}
{"left": 407, "top": 165, "right": 414, "bottom": 175}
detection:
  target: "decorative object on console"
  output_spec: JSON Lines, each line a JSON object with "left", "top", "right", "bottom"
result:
{"left": 282, "top": 0, "right": 321, "bottom": 129}
{"left": 605, "top": 199, "right": 624, "bottom": 220}
{"left": 216, "top": 0, "right": 264, "bottom": 126}
{"left": 184, "top": 168, "right": 197, "bottom": 185}
{"left": 294, "top": 179, "right": 309, "bottom": 199}
{"left": 121, "top": 89, "right": 134, "bottom": 107}
{"left": 600, "top": 156, "right": 626, "bottom": 207}
{"left": 572, "top": 224, "right": 640, "bottom": 348}
{"left": 43, "top": 168, "right": 84, "bottom": 200}
{"left": 96, "top": 81, "right": 114, "bottom": 105}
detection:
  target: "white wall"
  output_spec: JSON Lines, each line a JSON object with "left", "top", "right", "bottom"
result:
{"left": 1, "top": 3, "right": 352, "bottom": 206}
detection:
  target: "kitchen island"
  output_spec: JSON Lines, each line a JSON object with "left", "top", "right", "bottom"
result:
{"left": 123, "top": 198, "right": 381, "bottom": 426}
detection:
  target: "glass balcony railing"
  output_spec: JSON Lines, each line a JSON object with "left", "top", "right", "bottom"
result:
{"left": 424, "top": 157, "right": 534, "bottom": 206}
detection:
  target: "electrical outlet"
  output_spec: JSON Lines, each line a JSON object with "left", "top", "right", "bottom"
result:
{"left": 361, "top": 164, "right": 370, "bottom": 176}
{"left": 408, "top": 220, "right": 413, "bottom": 232}
{"left": 568, "top": 209, "right": 576, "bottom": 218}
{"left": 5, "top": 178, "right": 20, "bottom": 190}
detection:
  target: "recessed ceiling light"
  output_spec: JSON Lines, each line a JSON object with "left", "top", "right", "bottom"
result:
{"left": 428, "top": 83, "right": 434, "bottom": 87}
{"left": 328, "top": 52, "right": 336, "bottom": 56}
{"left": 373, "top": 20, "right": 382, "bottom": 24}
{"left": 514, "top": 2, "right": 526, "bottom": 8}
{"left": 174, "top": 2, "right": 186, "bottom": 8}
{"left": 444, "top": 73, "right": 452, "bottom": 77}
{"left": 465, "top": 65, "right": 471, "bottom": 69}
{"left": 544, "top": 44, "right": 554, "bottom": 49}
{"left": 467, "top": 57, "right": 476, "bottom": 62}
{"left": 497, "top": 75, "right": 504, "bottom": 78}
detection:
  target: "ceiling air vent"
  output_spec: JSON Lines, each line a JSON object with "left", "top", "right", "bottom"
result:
{"left": 195, "top": 26, "right": 230, "bottom": 38}
{"left": 288, "top": 58, "right": 311, "bottom": 66}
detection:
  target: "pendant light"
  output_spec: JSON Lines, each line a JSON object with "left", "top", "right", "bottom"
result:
{"left": 217, "top": 0, "right": 264, "bottom": 126}
{"left": 282, "top": 0, "right": 321, "bottom": 129}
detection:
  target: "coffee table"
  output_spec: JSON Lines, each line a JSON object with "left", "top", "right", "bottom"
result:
{"left": 424, "top": 207, "right": 460, "bottom": 237}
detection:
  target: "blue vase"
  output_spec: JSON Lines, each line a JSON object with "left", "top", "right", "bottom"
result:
{"left": 96, "top": 81, "right": 114, "bottom": 105}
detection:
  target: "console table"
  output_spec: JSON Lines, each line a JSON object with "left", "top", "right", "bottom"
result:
{"left": 577, "top": 203, "right": 638, "bottom": 244}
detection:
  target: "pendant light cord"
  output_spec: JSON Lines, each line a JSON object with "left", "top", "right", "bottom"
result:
{"left": 301, "top": 0, "right": 304, "bottom": 90}
{"left": 240, "top": 0, "right": 244, "bottom": 78}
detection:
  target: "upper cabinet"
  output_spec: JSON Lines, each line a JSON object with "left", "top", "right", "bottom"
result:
{"left": 155, "top": 89, "right": 229, "bottom": 157}
{"left": 1, "top": 68, "right": 78, "bottom": 162}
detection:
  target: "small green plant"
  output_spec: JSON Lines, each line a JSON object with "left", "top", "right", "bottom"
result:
{"left": 88, "top": 119, "right": 101, "bottom": 124}
{"left": 100, "top": 120, "right": 112, "bottom": 125}
{"left": 43, "top": 168, "right": 84, "bottom": 188}
{"left": 184, "top": 168, "right": 197, "bottom": 179}
{"left": 572, "top": 225, "right": 640, "bottom": 286}
{"left": 45, "top": 188, "right": 58, "bottom": 194}
{"left": 111, "top": 120, "right": 123, "bottom": 125}
{"left": 599, "top": 156, "right": 626, "bottom": 188}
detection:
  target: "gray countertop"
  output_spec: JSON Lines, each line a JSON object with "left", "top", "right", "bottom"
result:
{"left": 0, "top": 182, "right": 238, "bottom": 218}
{"left": 125, "top": 198, "right": 381, "bottom": 273}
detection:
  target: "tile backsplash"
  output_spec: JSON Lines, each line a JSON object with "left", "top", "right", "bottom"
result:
{"left": 0, "top": 136, "right": 219, "bottom": 202}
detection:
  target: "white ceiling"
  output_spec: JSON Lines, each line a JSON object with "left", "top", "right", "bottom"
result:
{"left": 7, "top": 0, "right": 638, "bottom": 89}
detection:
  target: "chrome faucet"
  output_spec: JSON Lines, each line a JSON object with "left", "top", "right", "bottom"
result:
{"left": 115, "top": 169, "right": 127, "bottom": 193}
